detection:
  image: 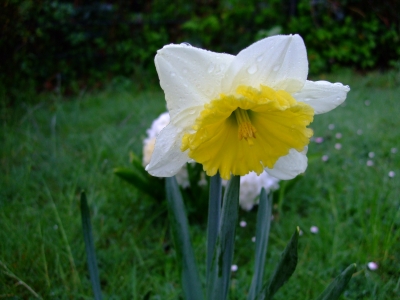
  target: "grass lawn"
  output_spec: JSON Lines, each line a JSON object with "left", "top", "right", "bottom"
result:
{"left": 1, "top": 70, "right": 400, "bottom": 299}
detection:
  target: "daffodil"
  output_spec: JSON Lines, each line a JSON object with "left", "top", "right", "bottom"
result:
{"left": 146, "top": 34, "right": 350, "bottom": 180}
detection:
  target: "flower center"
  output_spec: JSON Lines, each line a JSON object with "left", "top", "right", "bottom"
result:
{"left": 234, "top": 108, "right": 256, "bottom": 145}
{"left": 181, "top": 85, "right": 314, "bottom": 180}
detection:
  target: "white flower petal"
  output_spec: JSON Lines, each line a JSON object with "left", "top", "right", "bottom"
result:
{"left": 265, "top": 147, "right": 308, "bottom": 180}
{"left": 155, "top": 44, "right": 235, "bottom": 123}
{"left": 146, "top": 112, "right": 170, "bottom": 140}
{"left": 238, "top": 171, "right": 280, "bottom": 211}
{"left": 222, "top": 34, "right": 308, "bottom": 94}
{"left": 146, "top": 123, "right": 189, "bottom": 177}
{"left": 293, "top": 80, "right": 350, "bottom": 114}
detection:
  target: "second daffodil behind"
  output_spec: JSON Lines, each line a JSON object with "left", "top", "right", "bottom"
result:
{"left": 146, "top": 34, "right": 350, "bottom": 180}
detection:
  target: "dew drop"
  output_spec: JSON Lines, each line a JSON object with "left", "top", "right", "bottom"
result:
{"left": 180, "top": 42, "right": 191, "bottom": 46}
{"left": 170, "top": 72, "right": 176, "bottom": 77}
{"left": 273, "top": 65, "right": 280, "bottom": 72}
{"left": 257, "top": 55, "right": 263, "bottom": 62}
{"left": 207, "top": 64, "right": 215, "bottom": 73}
{"left": 336, "top": 97, "right": 341, "bottom": 101}
{"left": 247, "top": 64, "right": 258, "bottom": 74}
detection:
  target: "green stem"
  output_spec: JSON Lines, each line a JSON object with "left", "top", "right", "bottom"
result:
{"left": 206, "top": 172, "right": 222, "bottom": 280}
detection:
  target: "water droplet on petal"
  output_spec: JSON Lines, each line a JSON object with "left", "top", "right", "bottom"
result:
{"left": 247, "top": 64, "right": 257, "bottom": 74}
{"left": 257, "top": 55, "right": 263, "bottom": 62}
{"left": 207, "top": 64, "right": 215, "bottom": 73}
{"left": 180, "top": 42, "right": 191, "bottom": 46}
{"left": 170, "top": 72, "right": 175, "bottom": 77}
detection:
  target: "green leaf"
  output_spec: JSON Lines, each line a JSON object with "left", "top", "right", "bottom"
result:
{"left": 142, "top": 291, "right": 152, "bottom": 300}
{"left": 207, "top": 173, "right": 222, "bottom": 281}
{"left": 165, "top": 177, "right": 204, "bottom": 300}
{"left": 261, "top": 227, "right": 299, "bottom": 299}
{"left": 113, "top": 167, "right": 163, "bottom": 199}
{"left": 80, "top": 192, "right": 102, "bottom": 300}
{"left": 315, "top": 264, "right": 357, "bottom": 300}
{"left": 129, "top": 151, "right": 145, "bottom": 169}
{"left": 247, "top": 189, "right": 272, "bottom": 300}
{"left": 207, "top": 175, "right": 240, "bottom": 300}
{"left": 114, "top": 151, "right": 164, "bottom": 199}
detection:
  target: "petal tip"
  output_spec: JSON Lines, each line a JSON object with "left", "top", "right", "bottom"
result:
{"left": 333, "top": 82, "right": 351, "bottom": 92}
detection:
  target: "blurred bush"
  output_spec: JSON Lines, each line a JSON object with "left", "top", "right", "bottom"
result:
{"left": 1, "top": 0, "right": 399, "bottom": 105}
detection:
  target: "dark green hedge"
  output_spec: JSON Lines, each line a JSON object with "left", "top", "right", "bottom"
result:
{"left": 1, "top": 0, "right": 399, "bottom": 103}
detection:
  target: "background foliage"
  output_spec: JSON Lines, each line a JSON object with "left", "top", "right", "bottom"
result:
{"left": 1, "top": 0, "right": 399, "bottom": 105}
{"left": 1, "top": 70, "right": 400, "bottom": 299}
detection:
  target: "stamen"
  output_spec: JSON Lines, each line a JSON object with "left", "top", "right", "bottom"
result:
{"left": 234, "top": 108, "right": 256, "bottom": 145}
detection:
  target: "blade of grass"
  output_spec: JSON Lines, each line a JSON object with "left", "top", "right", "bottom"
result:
{"left": 276, "top": 176, "right": 303, "bottom": 216}
{"left": 247, "top": 189, "right": 272, "bottom": 300}
{"left": 44, "top": 183, "right": 81, "bottom": 291}
{"left": 207, "top": 175, "right": 240, "bottom": 300}
{"left": 0, "top": 260, "right": 42, "bottom": 299}
{"left": 38, "top": 222, "right": 51, "bottom": 289}
{"left": 165, "top": 176, "right": 204, "bottom": 300}
{"left": 315, "top": 264, "right": 357, "bottom": 300}
{"left": 80, "top": 191, "right": 102, "bottom": 300}
{"left": 261, "top": 227, "right": 299, "bottom": 299}
{"left": 207, "top": 172, "right": 222, "bottom": 281}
